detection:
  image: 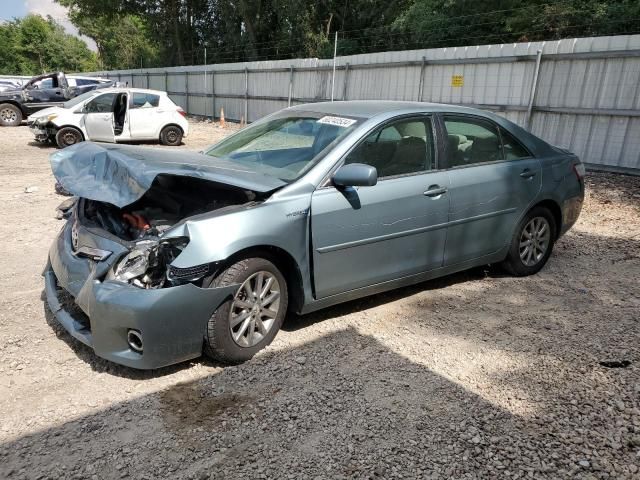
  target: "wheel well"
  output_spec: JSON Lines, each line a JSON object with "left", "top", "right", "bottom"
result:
{"left": 57, "top": 125, "right": 85, "bottom": 140}
{"left": 161, "top": 124, "right": 184, "bottom": 135}
{"left": 0, "top": 101, "right": 25, "bottom": 115}
{"left": 219, "top": 246, "right": 305, "bottom": 314}
{"left": 532, "top": 199, "right": 562, "bottom": 238}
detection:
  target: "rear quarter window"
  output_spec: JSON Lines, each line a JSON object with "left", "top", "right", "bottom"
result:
{"left": 75, "top": 79, "right": 99, "bottom": 86}
{"left": 131, "top": 93, "right": 160, "bottom": 109}
{"left": 500, "top": 128, "right": 532, "bottom": 160}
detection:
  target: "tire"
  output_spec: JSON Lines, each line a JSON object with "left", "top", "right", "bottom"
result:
{"left": 159, "top": 125, "right": 183, "bottom": 146}
{"left": 204, "top": 257, "right": 288, "bottom": 364}
{"left": 55, "top": 127, "right": 84, "bottom": 148}
{"left": 0, "top": 103, "right": 23, "bottom": 126}
{"left": 501, "top": 206, "right": 556, "bottom": 276}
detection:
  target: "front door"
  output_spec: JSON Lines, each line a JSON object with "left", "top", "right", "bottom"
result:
{"left": 82, "top": 92, "right": 117, "bottom": 143}
{"left": 23, "top": 76, "right": 67, "bottom": 114}
{"left": 441, "top": 115, "right": 542, "bottom": 265}
{"left": 311, "top": 116, "right": 449, "bottom": 299}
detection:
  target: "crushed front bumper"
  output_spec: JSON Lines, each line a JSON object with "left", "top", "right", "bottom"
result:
{"left": 29, "top": 123, "right": 52, "bottom": 142}
{"left": 44, "top": 220, "right": 236, "bottom": 369}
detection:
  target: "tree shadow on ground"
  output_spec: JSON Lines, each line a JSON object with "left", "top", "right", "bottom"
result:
{"left": 2, "top": 326, "right": 626, "bottom": 480}
{"left": 32, "top": 224, "right": 640, "bottom": 478}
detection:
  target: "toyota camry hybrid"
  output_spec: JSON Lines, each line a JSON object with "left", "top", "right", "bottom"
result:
{"left": 44, "top": 101, "right": 584, "bottom": 369}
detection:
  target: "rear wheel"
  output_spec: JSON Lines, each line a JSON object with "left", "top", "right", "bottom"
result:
{"left": 0, "top": 104, "right": 22, "bottom": 126}
{"left": 159, "top": 125, "right": 183, "bottom": 146}
{"left": 204, "top": 257, "right": 288, "bottom": 364}
{"left": 502, "top": 206, "right": 556, "bottom": 276}
{"left": 55, "top": 127, "right": 83, "bottom": 148}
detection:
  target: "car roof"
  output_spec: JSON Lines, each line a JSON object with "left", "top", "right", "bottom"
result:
{"left": 69, "top": 76, "right": 111, "bottom": 82}
{"left": 288, "top": 100, "right": 484, "bottom": 119}
{"left": 85, "top": 87, "right": 167, "bottom": 96}
{"left": 288, "top": 100, "right": 557, "bottom": 157}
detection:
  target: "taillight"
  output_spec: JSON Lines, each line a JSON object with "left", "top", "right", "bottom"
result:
{"left": 573, "top": 162, "right": 585, "bottom": 180}
{"left": 177, "top": 107, "right": 187, "bottom": 118}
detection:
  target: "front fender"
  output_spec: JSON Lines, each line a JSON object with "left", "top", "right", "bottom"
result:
{"left": 168, "top": 200, "right": 310, "bottom": 269}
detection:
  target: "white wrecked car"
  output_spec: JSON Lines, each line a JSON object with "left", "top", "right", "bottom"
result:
{"left": 28, "top": 88, "right": 189, "bottom": 148}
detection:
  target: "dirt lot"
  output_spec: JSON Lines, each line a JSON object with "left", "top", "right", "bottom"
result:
{"left": 0, "top": 120, "right": 639, "bottom": 479}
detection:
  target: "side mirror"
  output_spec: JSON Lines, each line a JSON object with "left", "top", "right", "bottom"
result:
{"left": 333, "top": 163, "right": 378, "bottom": 188}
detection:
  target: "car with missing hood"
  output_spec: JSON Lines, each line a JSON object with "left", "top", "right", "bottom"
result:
{"left": 44, "top": 101, "right": 585, "bottom": 369}
{"left": 0, "top": 71, "right": 113, "bottom": 126}
{"left": 28, "top": 87, "right": 189, "bottom": 148}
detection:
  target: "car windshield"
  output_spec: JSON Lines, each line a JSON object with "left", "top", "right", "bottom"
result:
{"left": 63, "top": 91, "right": 100, "bottom": 109}
{"left": 204, "top": 112, "right": 362, "bottom": 181}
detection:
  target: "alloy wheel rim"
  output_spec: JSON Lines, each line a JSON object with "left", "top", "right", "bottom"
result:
{"left": 519, "top": 216, "right": 551, "bottom": 267}
{"left": 1, "top": 108, "right": 17, "bottom": 123}
{"left": 229, "top": 271, "right": 280, "bottom": 347}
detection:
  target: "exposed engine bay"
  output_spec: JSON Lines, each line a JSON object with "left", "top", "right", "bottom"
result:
{"left": 77, "top": 175, "right": 260, "bottom": 289}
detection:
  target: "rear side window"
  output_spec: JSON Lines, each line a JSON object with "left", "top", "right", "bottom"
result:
{"left": 85, "top": 93, "right": 116, "bottom": 113}
{"left": 443, "top": 116, "right": 503, "bottom": 167}
{"left": 345, "top": 117, "right": 435, "bottom": 178}
{"left": 500, "top": 128, "right": 532, "bottom": 159}
{"left": 131, "top": 93, "right": 160, "bottom": 109}
{"left": 75, "top": 78, "right": 98, "bottom": 86}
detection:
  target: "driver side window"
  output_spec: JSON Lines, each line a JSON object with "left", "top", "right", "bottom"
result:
{"left": 345, "top": 117, "right": 434, "bottom": 178}
{"left": 84, "top": 93, "right": 116, "bottom": 113}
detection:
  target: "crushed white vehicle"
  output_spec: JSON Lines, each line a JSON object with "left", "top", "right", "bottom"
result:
{"left": 28, "top": 88, "right": 189, "bottom": 148}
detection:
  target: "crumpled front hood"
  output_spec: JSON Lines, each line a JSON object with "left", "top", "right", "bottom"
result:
{"left": 50, "top": 142, "right": 286, "bottom": 208}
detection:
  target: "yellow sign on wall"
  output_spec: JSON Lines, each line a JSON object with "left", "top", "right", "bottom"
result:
{"left": 451, "top": 75, "right": 464, "bottom": 87}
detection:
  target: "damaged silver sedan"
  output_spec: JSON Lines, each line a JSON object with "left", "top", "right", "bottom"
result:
{"left": 44, "top": 101, "right": 584, "bottom": 369}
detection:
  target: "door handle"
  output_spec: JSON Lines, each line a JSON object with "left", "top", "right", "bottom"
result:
{"left": 424, "top": 185, "right": 448, "bottom": 197}
{"left": 520, "top": 169, "right": 536, "bottom": 179}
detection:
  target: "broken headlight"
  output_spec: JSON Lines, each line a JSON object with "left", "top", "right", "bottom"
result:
{"left": 109, "top": 237, "right": 205, "bottom": 289}
{"left": 112, "top": 240, "right": 160, "bottom": 285}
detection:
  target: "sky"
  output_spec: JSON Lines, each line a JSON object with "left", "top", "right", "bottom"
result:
{"left": 0, "top": 0, "right": 97, "bottom": 50}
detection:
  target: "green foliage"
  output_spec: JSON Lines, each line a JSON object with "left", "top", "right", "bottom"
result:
{"left": 67, "top": 13, "right": 160, "bottom": 69}
{"left": 0, "top": 14, "right": 98, "bottom": 75}
{"left": 50, "top": 0, "right": 640, "bottom": 69}
{"left": 393, "top": 0, "right": 640, "bottom": 50}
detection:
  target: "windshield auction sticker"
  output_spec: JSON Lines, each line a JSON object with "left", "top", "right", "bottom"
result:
{"left": 317, "top": 116, "right": 357, "bottom": 127}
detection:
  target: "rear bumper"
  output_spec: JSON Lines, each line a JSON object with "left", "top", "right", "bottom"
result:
{"left": 559, "top": 194, "right": 584, "bottom": 237}
{"left": 44, "top": 221, "right": 236, "bottom": 369}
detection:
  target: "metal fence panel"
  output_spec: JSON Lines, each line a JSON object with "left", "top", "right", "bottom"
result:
{"left": 86, "top": 34, "right": 640, "bottom": 172}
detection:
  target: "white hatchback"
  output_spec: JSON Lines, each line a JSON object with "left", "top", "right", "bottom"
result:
{"left": 28, "top": 88, "right": 189, "bottom": 148}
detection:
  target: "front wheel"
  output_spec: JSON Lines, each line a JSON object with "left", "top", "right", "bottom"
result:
{"left": 204, "top": 257, "right": 288, "bottom": 364}
{"left": 501, "top": 206, "right": 556, "bottom": 276}
{"left": 159, "top": 125, "right": 183, "bottom": 146}
{"left": 0, "top": 103, "right": 23, "bottom": 126}
{"left": 55, "top": 127, "right": 83, "bottom": 148}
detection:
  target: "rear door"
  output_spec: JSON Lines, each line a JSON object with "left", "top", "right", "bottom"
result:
{"left": 440, "top": 114, "right": 541, "bottom": 265}
{"left": 127, "top": 92, "right": 162, "bottom": 139}
{"left": 310, "top": 115, "right": 449, "bottom": 298}
{"left": 83, "top": 92, "right": 117, "bottom": 142}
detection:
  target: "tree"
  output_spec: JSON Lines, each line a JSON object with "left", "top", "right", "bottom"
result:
{"left": 53, "top": 0, "right": 640, "bottom": 69}
{"left": 0, "top": 14, "right": 98, "bottom": 75}
{"left": 392, "top": 1, "right": 640, "bottom": 50}
{"left": 66, "top": 13, "right": 160, "bottom": 69}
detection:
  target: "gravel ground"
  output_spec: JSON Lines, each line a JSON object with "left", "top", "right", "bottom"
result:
{"left": 0, "top": 120, "right": 639, "bottom": 479}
